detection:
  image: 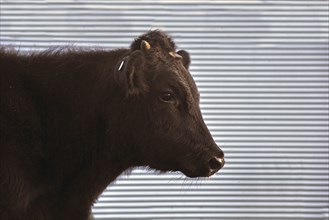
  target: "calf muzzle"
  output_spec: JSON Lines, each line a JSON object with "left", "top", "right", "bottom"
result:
{"left": 208, "top": 156, "right": 225, "bottom": 176}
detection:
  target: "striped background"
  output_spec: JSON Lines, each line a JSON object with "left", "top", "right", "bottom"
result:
{"left": 1, "top": 1, "right": 328, "bottom": 219}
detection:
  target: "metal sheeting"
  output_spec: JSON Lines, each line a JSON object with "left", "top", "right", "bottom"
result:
{"left": 1, "top": 0, "right": 328, "bottom": 219}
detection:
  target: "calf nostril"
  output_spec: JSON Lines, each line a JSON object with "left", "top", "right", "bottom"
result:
{"left": 208, "top": 157, "right": 224, "bottom": 171}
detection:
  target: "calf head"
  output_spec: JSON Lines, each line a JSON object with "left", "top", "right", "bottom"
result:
{"left": 114, "top": 30, "right": 224, "bottom": 177}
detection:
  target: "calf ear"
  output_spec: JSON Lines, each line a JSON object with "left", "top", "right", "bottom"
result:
{"left": 115, "top": 50, "right": 147, "bottom": 96}
{"left": 177, "top": 50, "right": 190, "bottom": 70}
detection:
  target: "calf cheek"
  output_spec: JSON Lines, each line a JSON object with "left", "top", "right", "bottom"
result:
{"left": 156, "top": 117, "right": 212, "bottom": 174}
{"left": 147, "top": 114, "right": 187, "bottom": 170}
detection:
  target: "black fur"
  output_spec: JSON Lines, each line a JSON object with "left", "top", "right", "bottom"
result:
{"left": 0, "top": 30, "right": 224, "bottom": 220}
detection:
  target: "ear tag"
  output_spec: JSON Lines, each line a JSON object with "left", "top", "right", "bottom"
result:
{"left": 118, "top": 60, "right": 124, "bottom": 71}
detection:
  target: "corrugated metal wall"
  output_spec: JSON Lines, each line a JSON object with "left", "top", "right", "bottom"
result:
{"left": 1, "top": 0, "right": 328, "bottom": 219}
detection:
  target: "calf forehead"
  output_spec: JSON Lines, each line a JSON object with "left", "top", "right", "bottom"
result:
{"left": 176, "top": 64, "right": 198, "bottom": 94}
{"left": 177, "top": 67, "right": 200, "bottom": 108}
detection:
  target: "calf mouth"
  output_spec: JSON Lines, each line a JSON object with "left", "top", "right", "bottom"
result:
{"left": 181, "top": 156, "right": 225, "bottom": 178}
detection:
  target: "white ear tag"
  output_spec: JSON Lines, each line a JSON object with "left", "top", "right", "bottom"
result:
{"left": 118, "top": 60, "right": 124, "bottom": 71}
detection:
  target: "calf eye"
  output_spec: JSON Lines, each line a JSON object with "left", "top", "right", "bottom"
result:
{"left": 159, "top": 92, "right": 175, "bottom": 103}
